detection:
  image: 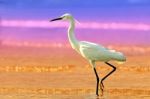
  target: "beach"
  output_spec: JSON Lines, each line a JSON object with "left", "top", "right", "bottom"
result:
{"left": 0, "top": 46, "right": 150, "bottom": 99}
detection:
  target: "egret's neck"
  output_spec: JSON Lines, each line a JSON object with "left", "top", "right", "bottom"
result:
{"left": 68, "top": 18, "right": 79, "bottom": 50}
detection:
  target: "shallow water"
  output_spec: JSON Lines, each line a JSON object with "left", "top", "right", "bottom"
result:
{"left": 0, "top": 94, "right": 150, "bottom": 99}
{"left": 0, "top": 47, "right": 150, "bottom": 98}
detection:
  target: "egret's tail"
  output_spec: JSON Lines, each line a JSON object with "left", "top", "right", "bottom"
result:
{"left": 111, "top": 51, "right": 126, "bottom": 62}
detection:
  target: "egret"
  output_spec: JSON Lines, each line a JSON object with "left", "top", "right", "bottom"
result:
{"left": 50, "top": 13, "right": 126, "bottom": 96}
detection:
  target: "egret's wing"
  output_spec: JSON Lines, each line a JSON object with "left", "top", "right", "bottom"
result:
{"left": 79, "top": 41, "right": 109, "bottom": 60}
{"left": 79, "top": 41, "right": 126, "bottom": 61}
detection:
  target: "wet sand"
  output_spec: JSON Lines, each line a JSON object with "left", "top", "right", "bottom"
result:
{"left": 0, "top": 46, "right": 150, "bottom": 98}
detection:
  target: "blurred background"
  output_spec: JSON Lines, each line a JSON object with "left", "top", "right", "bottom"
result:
{"left": 0, "top": 0, "right": 150, "bottom": 46}
{"left": 0, "top": 0, "right": 150, "bottom": 98}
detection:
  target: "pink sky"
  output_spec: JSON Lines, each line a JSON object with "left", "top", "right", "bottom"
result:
{"left": 1, "top": 20, "right": 150, "bottom": 31}
{"left": 1, "top": 19, "right": 150, "bottom": 46}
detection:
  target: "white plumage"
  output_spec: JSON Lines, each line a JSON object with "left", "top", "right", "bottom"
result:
{"left": 78, "top": 41, "right": 126, "bottom": 62}
{"left": 50, "top": 13, "right": 126, "bottom": 96}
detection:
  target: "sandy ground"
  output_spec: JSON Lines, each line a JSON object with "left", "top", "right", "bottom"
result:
{"left": 0, "top": 46, "right": 150, "bottom": 98}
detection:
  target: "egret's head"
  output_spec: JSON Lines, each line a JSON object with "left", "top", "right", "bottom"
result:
{"left": 50, "top": 13, "right": 72, "bottom": 21}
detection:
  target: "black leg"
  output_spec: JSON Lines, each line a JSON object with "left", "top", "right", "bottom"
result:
{"left": 100, "top": 62, "right": 116, "bottom": 89}
{"left": 93, "top": 67, "right": 99, "bottom": 96}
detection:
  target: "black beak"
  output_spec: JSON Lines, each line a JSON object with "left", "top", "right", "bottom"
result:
{"left": 50, "top": 17, "right": 63, "bottom": 22}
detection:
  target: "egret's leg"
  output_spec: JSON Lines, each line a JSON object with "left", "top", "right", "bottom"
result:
{"left": 93, "top": 67, "right": 99, "bottom": 96}
{"left": 100, "top": 62, "right": 116, "bottom": 88}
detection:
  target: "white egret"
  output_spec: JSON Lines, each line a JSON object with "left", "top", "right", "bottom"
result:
{"left": 50, "top": 13, "right": 126, "bottom": 96}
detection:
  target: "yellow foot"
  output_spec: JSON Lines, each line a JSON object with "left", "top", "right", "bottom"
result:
{"left": 99, "top": 83, "right": 104, "bottom": 96}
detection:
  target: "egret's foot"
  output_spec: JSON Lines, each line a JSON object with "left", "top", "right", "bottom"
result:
{"left": 100, "top": 80, "right": 104, "bottom": 89}
{"left": 96, "top": 93, "right": 99, "bottom": 96}
{"left": 99, "top": 82, "right": 104, "bottom": 96}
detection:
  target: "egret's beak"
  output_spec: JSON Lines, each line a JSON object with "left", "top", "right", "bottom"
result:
{"left": 50, "top": 17, "right": 63, "bottom": 22}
